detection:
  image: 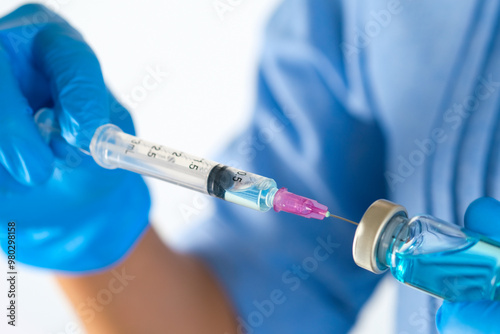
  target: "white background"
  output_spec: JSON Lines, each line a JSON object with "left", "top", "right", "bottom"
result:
{"left": 0, "top": 1, "right": 396, "bottom": 333}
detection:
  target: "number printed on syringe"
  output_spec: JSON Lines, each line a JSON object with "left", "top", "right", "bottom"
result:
{"left": 123, "top": 138, "right": 214, "bottom": 175}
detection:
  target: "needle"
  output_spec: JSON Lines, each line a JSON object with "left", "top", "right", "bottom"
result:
{"left": 325, "top": 211, "right": 359, "bottom": 226}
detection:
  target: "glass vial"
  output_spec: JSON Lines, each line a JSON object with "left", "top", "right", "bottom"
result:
{"left": 352, "top": 200, "right": 500, "bottom": 301}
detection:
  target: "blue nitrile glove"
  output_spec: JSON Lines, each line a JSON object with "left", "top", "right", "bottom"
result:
{"left": 436, "top": 197, "right": 500, "bottom": 334}
{"left": 0, "top": 4, "right": 150, "bottom": 272}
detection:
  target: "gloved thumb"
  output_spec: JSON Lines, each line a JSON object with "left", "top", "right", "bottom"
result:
{"left": 464, "top": 197, "right": 500, "bottom": 240}
{"left": 436, "top": 197, "right": 500, "bottom": 334}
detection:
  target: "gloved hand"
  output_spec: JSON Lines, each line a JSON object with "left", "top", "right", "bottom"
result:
{"left": 436, "top": 197, "right": 500, "bottom": 334}
{"left": 0, "top": 4, "right": 150, "bottom": 272}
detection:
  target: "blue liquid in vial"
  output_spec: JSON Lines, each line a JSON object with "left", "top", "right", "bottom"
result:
{"left": 392, "top": 238, "right": 500, "bottom": 301}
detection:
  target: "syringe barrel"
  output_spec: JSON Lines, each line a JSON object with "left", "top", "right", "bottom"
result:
{"left": 90, "top": 124, "right": 217, "bottom": 194}
{"left": 90, "top": 124, "right": 277, "bottom": 211}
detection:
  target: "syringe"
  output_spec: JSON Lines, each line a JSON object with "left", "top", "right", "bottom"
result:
{"left": 89, "top": 124, "right": 331, "bottom": 219}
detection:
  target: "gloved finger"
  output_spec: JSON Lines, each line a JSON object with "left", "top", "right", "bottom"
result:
{"left": 464, "top": 197, "right": 500, "bottom": 241}
{"left": 437, "top": 301, "right": 500, "bottom": 334}
{"left": 32, "top": 22, "right": 109, "bottom": 151}
{"left": 0, "top": 47, "right": 54, "bottom": 185}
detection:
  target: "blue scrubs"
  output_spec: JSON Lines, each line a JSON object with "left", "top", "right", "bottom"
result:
{"left": 183, "top": 1, "right": 500, "bottom": 333}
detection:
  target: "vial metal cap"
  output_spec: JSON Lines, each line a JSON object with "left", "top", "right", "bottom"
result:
{"left": 353, "top": 199, "right": 407, "bottom": 274}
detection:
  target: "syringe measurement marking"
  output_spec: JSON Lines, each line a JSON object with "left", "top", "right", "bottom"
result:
{"left": 147, "top": 145, "right": 161, "bottom": 158}
{"left": 232, "top": 171, "right": 246, "bottom": 183}
{"left": 124, "top": 139, "right": 141, "bottom": 154}
{"left": 189, "top": 158, "right": 204, "bottom": 171}
{"left": 124, "top": 140, "right": 213, "bottom": 174}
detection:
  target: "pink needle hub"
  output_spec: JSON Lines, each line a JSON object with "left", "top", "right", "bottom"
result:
{"left": 272, "top": 188, "right": 329, "bottom": 220}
